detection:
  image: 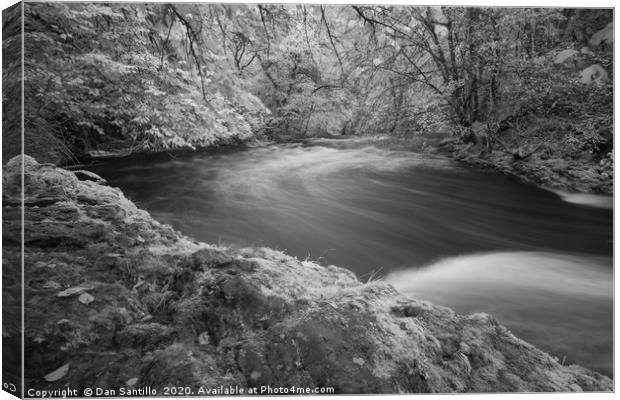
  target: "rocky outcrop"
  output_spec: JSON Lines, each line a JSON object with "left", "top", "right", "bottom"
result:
{"left": 438, "top": 139, "right": 613, "bottom": 195}
{"left": 3, "top": 156, "right": 612, "bottom": 394}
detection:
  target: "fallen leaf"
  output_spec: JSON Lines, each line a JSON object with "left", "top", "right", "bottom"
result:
{"left": 78, "top": 292, "right": 95, "bottom": 305}
{"left": 126, "top": 377, "right": 138, "bottom": 387}
{"left": 43, "top": 281, "right": 61, "bottom": 290}
{"left": 44, "top": 363, "right": 69, "bottom": 382}
{"left": 57, "top": 287, "right": 91, "bottom": 297}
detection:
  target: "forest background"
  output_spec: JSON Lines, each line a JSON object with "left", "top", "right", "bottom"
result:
{"left": 2, "top": 3, "right": 614, "bottom": 190}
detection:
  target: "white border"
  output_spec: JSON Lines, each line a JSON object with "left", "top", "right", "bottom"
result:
{"left": 0, "top": 2, "right": 615, "bottom": 400}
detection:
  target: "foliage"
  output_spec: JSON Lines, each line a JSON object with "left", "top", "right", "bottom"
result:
{"left": 2, "top": 3, "right": 24, "bottom": 163}
{"left": 10, "top": 4, "right": 614, "bottom": 163}
{"left": 22, "top": 3, "right": 267, "bottom": 163}
{"left": 475, "top": 34, "right": 612, "bottom": 164}
{"left": 210, "top": 5, "right": 612, "bottom": 145}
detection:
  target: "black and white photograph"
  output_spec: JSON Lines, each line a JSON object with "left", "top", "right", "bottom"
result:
{"left": 1, "top": 0, "right": 615, "bottom": 397}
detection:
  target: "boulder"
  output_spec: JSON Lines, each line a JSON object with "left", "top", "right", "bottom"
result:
{"left": 579, "top": 64, "right": 609, "bottom": 84}
{"left": 588, "top": 22, "right": 613, "bottom": 48}
{"left": 554, "top": 49, "right": 579, "bottom": 64}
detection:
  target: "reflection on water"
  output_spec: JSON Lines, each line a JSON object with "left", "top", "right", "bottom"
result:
{"left": 88, "top": 139, "right": 613, "bottom": 376}
{"left": 384, "top": 251, "right": 613, "bottom": 376}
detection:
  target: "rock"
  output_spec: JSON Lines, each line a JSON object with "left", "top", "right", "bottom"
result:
{"left": 78, "top": 292, "right": 95, "bottom": 305}
{"left": 436, "top": 136, "right": 612, "bottom": 195}
{"left": 554, "top": 49, "right": 578, "bottom": 64}
{"left": 197, "top": 331, "right": 210, "bottom": 345}
{"left": 6, "top": 156, "right": 612, "bottom": 393}
{"left": 588, "top": 22, "right": 613, "bottom": 48}
{"left": 580, "top": 64, "right": 609, "bottom": 84}
{"left": 352, "top": 357, "right": 365, "bottom": 366}
{"left": 126, "top": 377, "right": 139, "bottom": 387}
{"left": 87, "top": 149, "right": 132, "bottom": 159}
{"left": 43, "top": 281, "right": 62, "bottom": 290}
{"left": 73, "top": 169, "right": 107, "bottom": 184}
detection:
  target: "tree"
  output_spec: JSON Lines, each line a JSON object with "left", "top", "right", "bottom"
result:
{"left": 21, "top": 2, "right": 267, "bottom": 164}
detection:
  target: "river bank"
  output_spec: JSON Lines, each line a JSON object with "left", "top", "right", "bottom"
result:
{"left": 3, "top": 155, "right": 612, "bottom": 393}
{"left": 436, "top": 138, "right": 613, "bottom": 195}
{"left": 63, "top": 135, "right": 268, "bottom": 170}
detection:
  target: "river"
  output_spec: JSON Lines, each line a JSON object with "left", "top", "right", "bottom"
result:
{"left": 87, "top": 137, "right": 613, "bottom": 377}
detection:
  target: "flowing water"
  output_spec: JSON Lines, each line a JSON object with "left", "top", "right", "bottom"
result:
{"left": 88, "top": 137, "right": 613, "bottom": 377}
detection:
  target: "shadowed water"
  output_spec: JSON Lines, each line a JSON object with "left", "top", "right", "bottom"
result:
{"left": 88, "top": 138, "right": 613, "bottom": 376}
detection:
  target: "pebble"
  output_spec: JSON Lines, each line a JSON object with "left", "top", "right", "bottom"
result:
{"left": 352, "top": 357, "right": 365, "bottom": 366}
{"left": 78, "top": 292, "right": 95, "bottom": 305}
